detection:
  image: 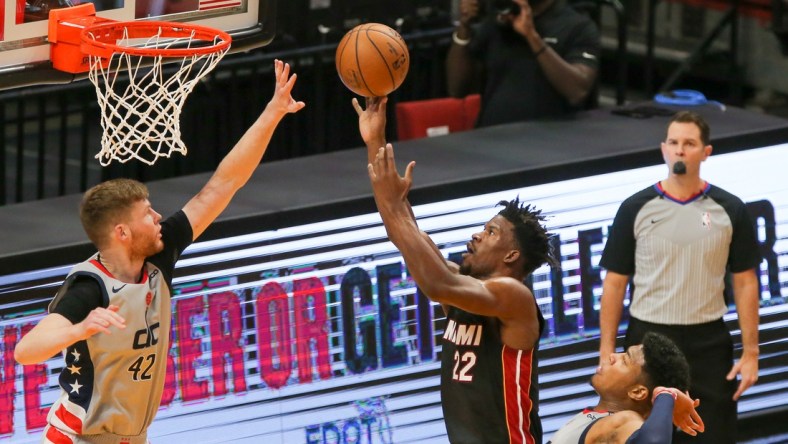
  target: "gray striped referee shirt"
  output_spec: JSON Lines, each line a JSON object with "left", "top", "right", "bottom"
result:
{"left": 600, "top": 182, "right": 761, "bottom": 325}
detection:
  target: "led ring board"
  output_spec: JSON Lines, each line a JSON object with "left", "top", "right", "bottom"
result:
{"left": 1, "top": 145, "right": 786, "bottom": 443}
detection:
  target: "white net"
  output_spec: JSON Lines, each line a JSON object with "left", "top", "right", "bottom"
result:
{"left": 87, "top": 26, "right": 229, "bottom": 166}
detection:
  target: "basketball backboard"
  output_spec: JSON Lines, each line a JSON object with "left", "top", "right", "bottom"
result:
{"left": 0, "top": 0, "right": 274, "bottom": 89}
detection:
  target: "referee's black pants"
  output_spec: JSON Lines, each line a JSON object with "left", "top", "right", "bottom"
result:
{"left": 625, "top": 317, "right": 737, "bottom": 444}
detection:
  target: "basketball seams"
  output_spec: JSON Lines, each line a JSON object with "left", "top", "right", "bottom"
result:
{"left": 365, "top": 29, "right": 408, "bottom": 54}
{"left": 335, "top": 23, "right": 409, "bottom": 97}
{"left": 362, "top": 29, "right": 396, "bottom": 95}
{"left": 335, "top": 31, "right": 354, "bottom": 90}
{"left": 352, "top": 29, "right": 375, "bottom": 96}
{"left": 336, "top": 32, "right": 352, "bottom": 72}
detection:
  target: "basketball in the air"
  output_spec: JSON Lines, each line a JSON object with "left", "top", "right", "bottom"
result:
{"left": 335, "top": 23, "right": 410, "bottom": 97}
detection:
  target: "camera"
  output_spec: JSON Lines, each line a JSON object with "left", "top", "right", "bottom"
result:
{"left": 492, "top": 0, "right": 520, "bottom": 15}
{"left": 471, "top": 0, "right": 521, "bottom": 22}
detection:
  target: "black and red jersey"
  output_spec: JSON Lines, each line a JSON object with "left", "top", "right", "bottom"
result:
{"left": 440, "top": 305, "right": 544, "bottom": 443}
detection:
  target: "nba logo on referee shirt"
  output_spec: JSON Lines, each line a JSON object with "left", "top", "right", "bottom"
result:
{"left": 701, "top": 212, "right": 711, "bottom": 229}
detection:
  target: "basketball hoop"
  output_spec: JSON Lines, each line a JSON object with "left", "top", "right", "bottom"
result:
{"left": 49, "top": 4, "right": 232, "bottom": 165}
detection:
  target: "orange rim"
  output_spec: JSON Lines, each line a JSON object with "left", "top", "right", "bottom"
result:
{"left": 80, "top": 21, "right": 232, "bottom": 59}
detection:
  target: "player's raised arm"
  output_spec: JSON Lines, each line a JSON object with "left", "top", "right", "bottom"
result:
{"left": 367, "top": 145, "right": 541, "bottom": 348}
{"left": 183, "top": 59, "right": 305, "bottom": 240}
{"left": 352, "top": 96, "right": 388, "bottom": 164}
{"left": 354, "top": 97, "right": 454, "bottom": 273}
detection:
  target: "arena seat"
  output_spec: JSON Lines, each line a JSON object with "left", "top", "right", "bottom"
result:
{"left": 395, "top": 94, "right": 481, "bottom": 141}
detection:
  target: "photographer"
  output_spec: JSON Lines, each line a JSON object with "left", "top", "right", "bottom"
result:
{"left": 446, "top": 0, "right": 600, "bottom": 127}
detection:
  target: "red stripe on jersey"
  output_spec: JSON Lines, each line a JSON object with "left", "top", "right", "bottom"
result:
{"left": 55, "top": 404, "right": 84, "bottom": 434}
{"left": 502, "top": 346, "right": 536, "bottom": 444}
{"left": 90, "top": 259, "right": 149, "bottom": 283}
{"left": 45, "top": 425, "right": 74, "bottom": 444}
{"left": 89, "top": 259, "right": 115, "bottom": 278}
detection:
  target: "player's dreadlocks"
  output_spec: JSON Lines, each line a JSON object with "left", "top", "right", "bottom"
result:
{"left": 497, "top": 197, "right": 559, "bottom": 276}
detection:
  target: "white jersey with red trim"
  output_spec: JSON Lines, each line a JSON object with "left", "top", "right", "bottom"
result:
{"left": 44, "top": 255, "right": 171, "bottom": 444}
{"left": 548, "top": 409, "right": 613, "bottom": 444}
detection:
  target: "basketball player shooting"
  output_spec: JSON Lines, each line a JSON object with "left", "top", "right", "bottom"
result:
{"left": 354, "top": 96, "right": 554, "bottom": 443}
{"left": 14, "top": 60, "right": 304, "bottom": 444}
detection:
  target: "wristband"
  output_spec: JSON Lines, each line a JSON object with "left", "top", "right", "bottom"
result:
{"left": 652, "top": 387, "right": 678, "bottom": 403}
{"left": 452, "top": 31, "right": 471, "bottom": 46}
{"left": 534, "top": 45, "right": 548, "bottom": 57}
